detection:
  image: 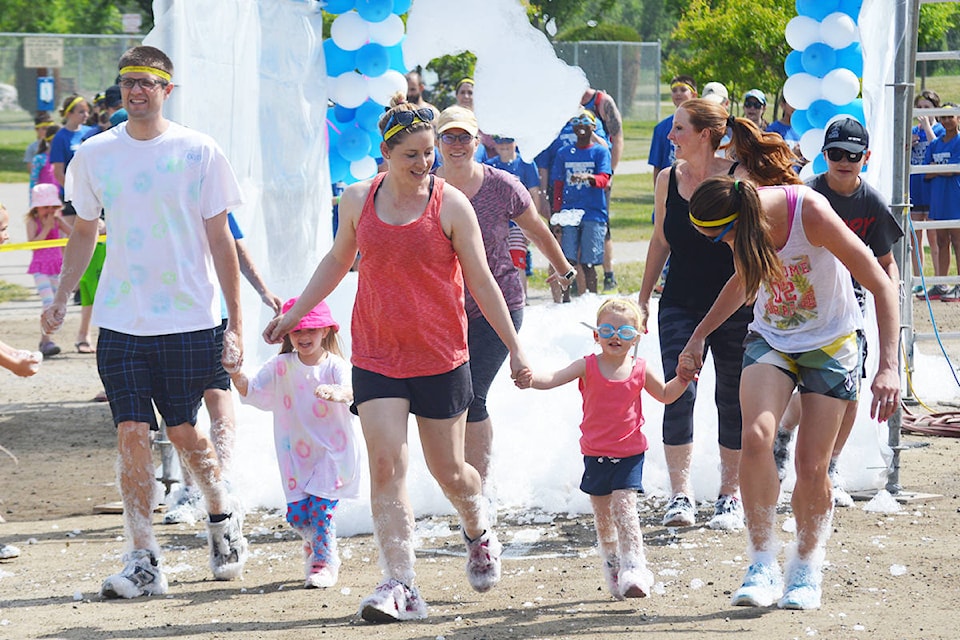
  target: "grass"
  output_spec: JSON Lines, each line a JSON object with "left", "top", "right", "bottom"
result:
{"left": 0, "top": 280, "right": 32, "bottom": 303}
{"left": 0, "top": 128, "right": 35, "bottom": 183}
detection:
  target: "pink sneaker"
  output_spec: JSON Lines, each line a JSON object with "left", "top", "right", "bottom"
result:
{"left": 464, "top": 529, "right": 503, "bottom": 593}
{"left": 359, "top": 578, "right": 427, "bottom": 623}
{"left": 602, "top": 556, "right": 623, "bottom": 600}
{"left": 618, "top": 563, "right": 653, "bottom": 599}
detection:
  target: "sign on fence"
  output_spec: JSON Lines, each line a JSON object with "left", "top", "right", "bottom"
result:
{"left": 23, "top": 37, "right": 64, "bottom": 69}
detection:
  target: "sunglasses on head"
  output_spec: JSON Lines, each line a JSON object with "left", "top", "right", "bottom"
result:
{"left": 825, "top": 148, "right": 864, "bottom": 163}
{"left": 384, "top": 107, "right": 435, "bottom": 130}
{"left": 743, "top": 99, "right": 764, "bottom": 109}
{"left": 596, "top": 324, "right": 639, "bottom": 341}
{"left": 440, "top": 132, "right": 475, "bottom": 145}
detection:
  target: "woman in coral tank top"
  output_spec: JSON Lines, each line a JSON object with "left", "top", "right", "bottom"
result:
{"left": 264, "top": 95, "right": 531, "bottom": 623}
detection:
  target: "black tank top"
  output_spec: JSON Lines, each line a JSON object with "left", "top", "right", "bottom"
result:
{"left": 660, "top": 163, "right": 742, "bottom": 312}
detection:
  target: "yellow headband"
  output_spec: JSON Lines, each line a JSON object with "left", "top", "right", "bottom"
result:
{"left": 383, "top": 116, "right": 429, "bottom": 142}
{"left": 689, "top": 211, "right": 738, "bottom": 227}
{"left": 671, "top": 81, "right": 696, "bottom": 93}
{"left": 119, "top": 65, "right": 172, "bottom": 82}
{"left": 64, "top": 96, "right": 85, "bottom": 115}
{"left": 35, "top": 121, "right": 55, "bottom": 129}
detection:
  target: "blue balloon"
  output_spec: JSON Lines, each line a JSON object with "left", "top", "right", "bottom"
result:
{"left": 325, "top": 0, "right": 356, "bottom": 14}
{"left": 812, "top": 153, "right": 828, "bottom": 175}
{"left": 796, "top": 0, "right": 840, "bottom": 21}
{"left": 790, "top": 109, "right": 813, "bottom": 135}
{"left": 801, "top": 43, "right": 838, "bottom": 78}
{"left": 334, "top": 104, "right": 357, "bottom": 123}
{"left": 356, "top": 99, "right": 385, "bottom": 132}
{"left": 835, "top": 98, "right": 865, "bottom": 123}
{"left": 337, "top": 124, "right": 373, "bottom": 162}
{"left": 357, "top": 0, "right": 393, "bottom": 23}
{"left": 837, "top": 0, "right": 863, "bottom": 21}
{"left": 387, "top": 38, "right": 407, "bottom": 73}
{"left": 323, "top": 39, "right": 357, "bottom": 77}
{"left": 329, "top": 148, "right": 350, "bottom": 183}
{"left": 807, "top": 99, "right": 839, "bottom": 129}
{"left": 392, "top": 0, "right": 412, "bottom": 14}
{"left": 356, "top": 42, "right": 390, "bottom": 77}
{"left": 784, "top": 50, "right": 804, "bottom": 77}
{"left": 836, "top": 42, "right": 864, "bottom": 77}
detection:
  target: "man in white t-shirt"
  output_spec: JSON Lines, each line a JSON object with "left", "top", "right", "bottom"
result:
{"left": 41, "top": 45, "right": 249, "bottom": 599}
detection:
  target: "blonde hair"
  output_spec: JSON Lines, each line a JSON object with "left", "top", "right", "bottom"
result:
{"left": 279, "top": 326, "right": 344, "bottom": 359}
{"left": 377, "top": 93, "right": 434, "bottom": 149}
{"left": 597, "top": 298, "right": 646, "bottom": 328}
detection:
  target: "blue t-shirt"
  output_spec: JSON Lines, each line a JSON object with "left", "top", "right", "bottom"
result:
{"left": 550, "top": 142, "right": 612, "bottom": 223}
{"left": 767, "top": 119, "right": 800, "bottom": 144}
{"left": 535, "top": 118, "right": 609, "bottom": 172}
{"left": 648, "top": 114, "right": 675, "bottom": 171}
{"left": 911, "top": 122, "right": 946, "bottom": 208}
{"left": 484, "top": 155, "right": 540, "bottom": 189}
{"left": 50, "top": 125, "right": 95, "bottom": 197}
{"left": 924, "top": 133, "right": 960, "bottom": 221}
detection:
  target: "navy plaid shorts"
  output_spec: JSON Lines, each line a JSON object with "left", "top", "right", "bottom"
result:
{"left": 96, "top": 327, "right": 220, "bottom": 429}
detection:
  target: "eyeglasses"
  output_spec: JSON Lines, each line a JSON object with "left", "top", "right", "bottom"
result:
{"left": 569, "top": 116, "right": 595, "bottom": 127}
{"left": 596, "top": 324, "right": 639, "bottom": 340}
{"left": 743, "top": 100, "right": 764, "bottom": 109}
{"left": 825, "top": 148, "right": 865, "bottom": 163}
{"left": 384, "top": 107, "right": 435, "bottom": 131}
{"left": 711, "top": 220, "right": 736, "bottom": 243}
{"left": 492, "top": 136, "right": 515, "bottom": 144}
{"left": 119, "top": 76, "right": 167, "bottom": 91}
{"left": 440, "top": 132, "right": 475, "bottom": 145}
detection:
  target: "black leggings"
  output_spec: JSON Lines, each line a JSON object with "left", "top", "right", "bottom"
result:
{"left": 465, "top": 308, "right": 523, "bottom": 423}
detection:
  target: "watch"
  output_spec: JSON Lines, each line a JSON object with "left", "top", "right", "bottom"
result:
{"left": 563, "top": 268, "right": 577, "bottom": 280}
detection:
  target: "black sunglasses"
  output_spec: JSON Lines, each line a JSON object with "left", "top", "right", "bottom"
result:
{"left": 384, "top": 107, "right": 435, "bottom": 130}
{"left": 743, "top": 100, "right": 764, "bottom": 109}
{"left": 825, "top": 148, "right": 864, "bottom": 163}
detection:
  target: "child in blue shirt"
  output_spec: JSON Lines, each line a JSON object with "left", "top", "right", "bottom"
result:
{"left": 924, "top": 104, "right": 960, "bottom": 297}
{"left": 550, "top": 110, "right": 612, "bottom": 296}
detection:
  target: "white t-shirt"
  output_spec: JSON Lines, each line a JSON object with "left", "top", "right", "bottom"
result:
{"left": 66, "top": 121, "right": 243, "bottom": 336}
{"left": 241, "top": 352, "right": 362, "bottom": 503}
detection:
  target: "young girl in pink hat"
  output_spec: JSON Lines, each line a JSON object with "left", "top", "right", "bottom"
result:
{"left": 25, "top": 183, "right": 72, "bottom": 357}
{"left": 229, "top": 298, "right": 361, "bottom": 589}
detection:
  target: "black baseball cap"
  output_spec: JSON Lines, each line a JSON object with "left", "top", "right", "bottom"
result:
{"left": 822, "top": 117, "right": 869, "bottom": 153}
{"left": 104, "top": 85, "right": 122, "bottom": 109}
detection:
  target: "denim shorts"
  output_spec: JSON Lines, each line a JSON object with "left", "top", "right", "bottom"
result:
{"left": 97, "top": 327, "right": 220, "bottom": 429}
{"left": 742, "top": 331, "right": 860, "bottom": 401}
{"left": 561, "top": 219, "right": 607, "bottom": 266}
{"left": 580, "top": 452, "right": 645, "bottom": 496}
{"left": 351, "top": 362, "right": 474, "bottom": 419}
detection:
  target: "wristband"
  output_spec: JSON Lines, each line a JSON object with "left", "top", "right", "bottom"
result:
{"left": 563, "top": 268, "right": 577, "bottom": 280}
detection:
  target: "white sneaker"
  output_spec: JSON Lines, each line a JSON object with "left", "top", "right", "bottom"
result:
{"left": 829, "top": 463, "right": 854, "bottom": 508}
{"left": 358, "top": 578, "right": 428, "bottom": 623}
{"left": 778, "top": 561, "right": 823, "bottom": 610}
{"left": 162, "top": 486, "right": 205, "bottom": 525}
{"left": 708, "top": 494, "right": 745, "bottom": 531}
{"left": 0, "top": 543, "right": 21, "bottom": 560}
{"left": 731, "top": 561, "right": 783, "bottom": 607}
{"left": 618, "top": 562, "right": 653, "bottom": 599}
{"left": 100, "top": 549, "right": 168, "bottom": 599}
{"left": 662, "top": 493, "right": 696, "bottom": 527}
{"left": 601, "top": 556, "right": 622, "bottom": 600}
{"left": 305, "top": 562, "right": 340, "bottom": 589}
{"left": 464, "top": 529, "right": 503, "bottom": 593}
{"left": 207, "top": 511, "right": 248, "bottom": 580}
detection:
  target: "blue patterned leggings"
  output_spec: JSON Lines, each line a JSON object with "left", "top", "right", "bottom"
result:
{"left": 286, "top": 496, "right": 339, "bottom": 566}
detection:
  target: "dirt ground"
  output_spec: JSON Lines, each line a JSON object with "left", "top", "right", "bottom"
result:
{"left": 1, "top": 298, "right": 960, "bottom": 640}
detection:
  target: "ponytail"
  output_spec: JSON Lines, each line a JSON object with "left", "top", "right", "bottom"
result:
{"left": 727, "top": 117, "right": 802, "bottom": 186}
{"left": 688, "top": 175, "right": 782, "bottom": 300}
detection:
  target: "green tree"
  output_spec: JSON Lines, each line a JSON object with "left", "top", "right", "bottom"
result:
{"left": 667, "top": 0, "right": 794, "bottom": 101}
{"left": 917, "top": 2, "right": 960, "bottom": 76}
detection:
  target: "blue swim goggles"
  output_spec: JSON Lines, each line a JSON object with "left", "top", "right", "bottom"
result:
{"left": 595, "top": 323, "right": 639, "bottom": 340}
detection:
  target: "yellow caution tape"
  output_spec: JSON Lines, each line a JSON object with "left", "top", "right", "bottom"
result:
{"left": 0, "top": 235, "right": 107, "bottom": 252}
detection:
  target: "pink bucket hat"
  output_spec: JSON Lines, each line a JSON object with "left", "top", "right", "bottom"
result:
{"left": 31, "top": 183, "right": 62, "bottom": 209}
{"left": 282, "top": 297, "right": 339, "bottom": 333}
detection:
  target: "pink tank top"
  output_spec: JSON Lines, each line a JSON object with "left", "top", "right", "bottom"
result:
{"left": 351, "top": 173, "right": 469, "bottom": 378}
{"left": 578, "top": 354, "right": 648, "bottom": 457}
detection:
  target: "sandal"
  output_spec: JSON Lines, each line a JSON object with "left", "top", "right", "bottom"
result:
{"left": 93, "top": 390, "right": 108, "bottom": 403}
{"left": 75, "top": 341, "right": 95, "bottom": 354}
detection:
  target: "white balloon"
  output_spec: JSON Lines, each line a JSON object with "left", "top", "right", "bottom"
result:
{"left": 367, "top": 70, "right": 408, "bottom": 106}
{"left": 821, "top": 68, "right": 860, "bottom": 105}
{"left": 820, "top": 12, "right": 858, "bottom": 49}
{"left": 782, "top": 73, "right": 823, "bottom": 110}
{"left": 785, "top": 16, "right": 822, "bottom": 50}
{"left": 350, "top": 155, "right": 378, "bottom": 181}
{"left": 331, "top": 71, "right": 369, "bottom": 108}
{"left": 798, "top": 161, "right": 816, "bottom": 182}
{"left": 331, "top": 11, "right": 370, "bottom": 51}
{"left": 799, "top": 127, "right": 825, "bottom": 163}
{"left": 368, "top": 14, "right": 405, "bottom": 47}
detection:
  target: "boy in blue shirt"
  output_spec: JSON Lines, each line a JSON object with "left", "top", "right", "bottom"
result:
{"left": 550, "top": 111, "right": 612, "bottom": 296}
{"left": 924, "top": 104, "right": 960, "bottom": 301}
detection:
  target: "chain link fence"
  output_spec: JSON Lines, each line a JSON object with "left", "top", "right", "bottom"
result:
{"left": 553, "top": 41, "right": 661, "bottom": 121}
